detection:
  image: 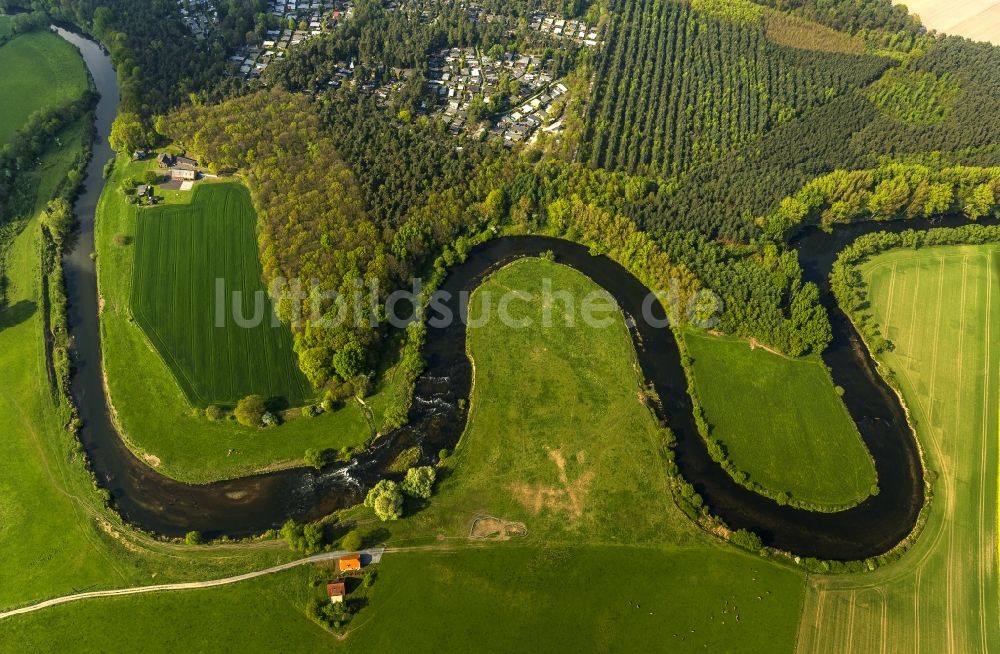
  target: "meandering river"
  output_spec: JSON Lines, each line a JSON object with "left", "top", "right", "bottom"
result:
{"left": 59, "top": 28, "right": 970, "bottom": 560}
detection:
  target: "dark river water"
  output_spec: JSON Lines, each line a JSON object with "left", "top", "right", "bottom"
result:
{"left": 56, "top": 28, "right": 978, "bottom": 560}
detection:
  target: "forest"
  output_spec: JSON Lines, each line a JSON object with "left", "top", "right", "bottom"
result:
{"left": 762, "top": 161, "right": 1000, "bottom": 238}
{"left": 578, "top": 0, "right": 892, "bottom": 179}
{"left": 160, "top": 90, "right": 385, "bottom": 387}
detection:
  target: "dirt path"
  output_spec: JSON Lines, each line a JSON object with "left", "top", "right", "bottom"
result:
{"left": 0, "top": 547, "right": 386, "bottom": 621}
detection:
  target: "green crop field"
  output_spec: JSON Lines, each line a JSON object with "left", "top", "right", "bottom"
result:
{"left": 0, "top": 29, "right": 88, "bottom": 145}
{"left": 797, "top": 244, "right": 1000, "bottom": 653}
{"left": 131, "top": 182, "right": 309, "bottom": 407}
{"left": 2, "top": 258, "right": 808, "bottom": 652}
{"left": 684, "top": 331, "right": 876, "bottom": 508}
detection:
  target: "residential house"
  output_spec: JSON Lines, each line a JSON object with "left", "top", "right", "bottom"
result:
{"left": 337, "top": 555, "right": 362, "bottom": 573}
{"left": 327, "top": 579, "right": 347, "bottom": 604}
{"left": 156, "top": 152, "right": 175, "bottom": 168}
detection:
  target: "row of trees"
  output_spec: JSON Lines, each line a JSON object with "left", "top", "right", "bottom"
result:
{"left": 578, "top": 0, "right": 891, "bottom": 179}
{"left": 762, "top": 161, "right": 1000, "bottom": 238}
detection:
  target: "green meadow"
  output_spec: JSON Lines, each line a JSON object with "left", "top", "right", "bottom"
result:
{"left": 131, "top": 182, "right": 309, "bottom": 406}
{"left": 0, "top": 29, "right": 88, "bottom": 145}
{"left": 684, "top": 331, "right": 876, "bottom": 508}
{"left": 0, "top": 548, "right": 803, "bottom": 653}
{"left": 799, "top": 244, "right": 1000, "bottom": 653}
{"left": 1, "top": 258, "right": 809, "bottom": 653}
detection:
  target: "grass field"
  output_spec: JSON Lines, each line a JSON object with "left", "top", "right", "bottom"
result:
{"left": 797, "top": 244, "right": 1000, "bottom": 653}
{"left": 0, "top": 547, "right": 804, "bottom": 653}
{"left": 131, "top": 182, "right": 309, "bottom": 407}
{"left": 2, "top": 258, "right": 809, "bottom": 652}
{"left": 0, "top": 29, "right": 88, "bottom": 145}
{"left": 96, "top": 159, "right": 392, "bottom": 482}
{"left": 684, "top": 331, "right": 876, "bottom": 508}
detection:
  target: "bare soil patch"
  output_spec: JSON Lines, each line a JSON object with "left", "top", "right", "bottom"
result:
{"left": 469, "top": 516, "right": 528, "bottom": 540}
{"left": 509, "top": 448, "right": 594, "bottom": 519}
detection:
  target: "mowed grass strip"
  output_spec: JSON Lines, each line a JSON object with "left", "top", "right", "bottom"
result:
{"left": 0, "top": 30, "right": 88, "bottom": 144}
{"left": 130, "top": 183, "right": 309, "bottom": 406}
{"left": 800, "top": 244, "right": 1000, "bottom": 653}
{"left": 684, "top": 331, "right": 876, "bottom": 508}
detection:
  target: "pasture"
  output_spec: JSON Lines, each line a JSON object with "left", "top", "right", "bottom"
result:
{"left": 130, "top": 182, "right": 309, "bottom": 407}
{"left": 684, "top": 331, "right": 876, "bottom": 508}
{"left": 408, "top": 257, "right": 684, "bottom": 543}
{"left": 797, "top": 244, "right": 1000, "bottom": 653}
{"left": 0, "top": 29, "right": 88, "bottom": 145}
{"left": 2, "top": 258, "right": 808, "bottom": 652}
{"left": 0, "top": 547, "right": 804, "bottom": 654}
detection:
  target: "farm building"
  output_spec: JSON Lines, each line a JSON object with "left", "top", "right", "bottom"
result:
{"left": 170, "top": 167, "right": 198, "bottom": 180}
{"left": 327, "top": 579, "right": 346, "bottom": 604}
{"left": 337, "top": 555, "right": 362, "bottom": 573}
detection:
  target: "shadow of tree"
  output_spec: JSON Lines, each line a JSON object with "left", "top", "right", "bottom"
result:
{"left": 0, "top": 299, "right": 37, "bottom": 332}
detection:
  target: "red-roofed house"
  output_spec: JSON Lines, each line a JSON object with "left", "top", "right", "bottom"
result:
{"left": 338, "top": 555, "right": 362, "bottom": 573}
{"left": 327, "top": 579, "right": 346, "bottom": 604}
